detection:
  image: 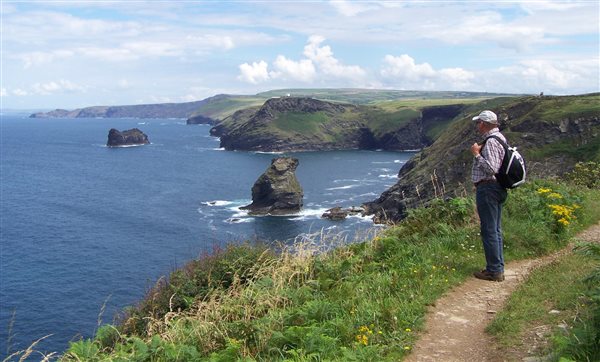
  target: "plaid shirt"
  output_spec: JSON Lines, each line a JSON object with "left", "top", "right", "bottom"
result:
{"left": 472, "top": 128, "right": 506, "bottom": 184}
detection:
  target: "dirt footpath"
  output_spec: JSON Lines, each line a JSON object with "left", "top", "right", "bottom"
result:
{"left": 405, "top": 223, "right": 600, "bottom": 362}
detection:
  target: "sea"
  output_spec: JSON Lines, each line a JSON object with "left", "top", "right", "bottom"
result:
{"left": 0, "top": 114, "right": 416, "bottom": 358}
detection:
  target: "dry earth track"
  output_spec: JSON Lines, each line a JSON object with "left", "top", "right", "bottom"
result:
{"left": 405, "top": 222, "right": 600, "bottom": 362}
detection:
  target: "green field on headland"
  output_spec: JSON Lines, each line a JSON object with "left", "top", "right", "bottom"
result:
{"left": 11, "top": 166, "right": 597, "bottom": 362}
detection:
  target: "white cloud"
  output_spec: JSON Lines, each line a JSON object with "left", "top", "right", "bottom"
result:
{"left": 21, "top": 50, "right": 74, "bottom": 69}
{"left": 12, "top": 89, "right": 29, "bottom": 96}
{"left": 381, "top": 54, "right": 474, "bottom": 90}
{"left": 237, "top": 36, "right": 366, "bottom": 85}
{"left": 490, "top": 59, "right": 599, "bottom": 94}
{"left": 118, "top": 79, "right": 131, "bottom": 89}
{"left": 238, "top": 61, "right": 270, "bottom": 84}
{"left": 303, "top": 35, "right": 366, "bottom": 80}
{"left": 1, "top": 88, "right": 8, "bottom": 97}
{"left": 519, "top": 1, "right": 585, "bottom": 13}
{"left": 329, "top": 0, "right": 378, "bottom": 16}
{"left": 270, "top": 55, "right": 316, "bottom": 82}
{"left": 186, "top": 34, "right": 235, "bottom": 50}
{"left": 31, "top": 80, "right": 86, "bottom": 95}
{"left": 430, "top": 12, "right": 546, "bottom": 52}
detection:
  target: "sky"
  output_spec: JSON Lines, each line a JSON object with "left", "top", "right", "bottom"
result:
{"left": 1, "top": 0, "right": 599, "bottom": 110}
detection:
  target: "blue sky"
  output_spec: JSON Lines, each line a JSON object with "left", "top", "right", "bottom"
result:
{"left": 1, "top": 0, "right": 599, "bottom": 109}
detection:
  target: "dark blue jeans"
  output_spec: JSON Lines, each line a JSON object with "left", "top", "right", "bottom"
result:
{"left": 476, "top": 182, "right": 508, "bottom": 273}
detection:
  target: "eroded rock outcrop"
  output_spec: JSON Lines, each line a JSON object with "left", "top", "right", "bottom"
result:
{"left": 241, "top": 157, "right": 303, "bottom": 215}
{"left": 106, "top": 128, "right": 149, "bottom": 147}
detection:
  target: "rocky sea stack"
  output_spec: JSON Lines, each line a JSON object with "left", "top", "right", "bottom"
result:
{"left": 241, "top": 157, "right": 303, "bottom": 215}
{"left": 106, "top": 128, "right": 150, "bottom": 147}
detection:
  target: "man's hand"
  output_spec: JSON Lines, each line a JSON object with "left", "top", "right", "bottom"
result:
{"left": 471, "top": 143, "right": 482, "bottom": 157}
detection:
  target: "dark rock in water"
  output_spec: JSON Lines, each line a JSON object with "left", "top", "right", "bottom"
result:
{"left": 106, "top": 128, "right": 149, "bottom": 147}
{"left": 322, "top": 206, "right": 365, "bottom": 221}
{"left": 241, "top": 157, "right": 303, "bottom": 215}
{"left": 322, "top": 207, "right": 348, "bottom": 221}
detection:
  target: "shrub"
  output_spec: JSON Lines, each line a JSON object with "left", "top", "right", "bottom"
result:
{"left": 564, "top": 161, "right": 600, "bottom": 189}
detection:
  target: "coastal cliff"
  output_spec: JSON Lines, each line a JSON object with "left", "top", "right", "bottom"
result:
{"left": 210, "top": 97, "right": 465, "bottom": 152}
{"left": 363, "top": 94, "right": 600, "bottom": 223}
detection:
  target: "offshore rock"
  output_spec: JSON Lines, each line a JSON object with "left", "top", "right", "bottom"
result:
{"left": 106, "top": 128, "right": 150, "bottom": 147}
{"left": 322, "top": 206, "right": 365, "bottom": 221}
{"left": 241, "top": 157, "right": 303, "bottom": 215}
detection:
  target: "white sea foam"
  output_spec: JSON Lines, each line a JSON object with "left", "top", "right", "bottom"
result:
{"left": 378, "top": 174, "right": 397, "bottom": 179}
{"left": 202, "top": 200, "right": 233, "bottom": 207}
{"left": 253, "top": 151, "right": 284, "bottom": 155}
{"left": 394, "top": 160, "right": 406, "bottom": 164}
{"left": 106, "top": 143, "right": 148, "bottom": 148}
{"left": 287, "top": 207, "right": 330, "bottom": 220}
{"left": 326, "top": 185, "right": 359, "bottom": 190}
{"left": 333, "top": 179, "right": 361, "bottom": 183}
{"left": 225, "top": 217, "right": 253, "bottom": 224}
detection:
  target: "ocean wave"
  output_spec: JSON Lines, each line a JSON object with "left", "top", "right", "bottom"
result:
{"left": 202, "top": 200, "right": 233, "bottom": 207}
{"left": 394, "top": 160, "right": 407, "bottom": 164}
{"left": 378, "top": 174, "right": 397, "bottom": 179}
{"left": 225, "top": 217, "right": 253, "bottom": 224}
{"left": 253, "top": 151, "right": 284, "bottom": 155}
{"left": 104, "top": 143, "right": 149, "bottom": 148}
{"left": 333, "top": 179, "right": 361, "bottom": 183}
{"left": 326, "top": 184, "right": 359, "bottom": 190}
{"left": 287, "top": 207, "right": 330, "bottom": 220}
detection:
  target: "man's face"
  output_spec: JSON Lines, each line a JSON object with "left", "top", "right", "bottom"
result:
{"left": 476, "top": 120, "right": 485, "bottom": 134}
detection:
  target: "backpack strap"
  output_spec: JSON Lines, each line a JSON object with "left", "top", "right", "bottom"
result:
{"left": 483, "top": 134, "right": 509, "bottom": 151}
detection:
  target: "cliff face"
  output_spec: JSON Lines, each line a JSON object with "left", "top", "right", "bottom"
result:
{"left": 210, "top": 97, "right": 466, "bottom": 152}
{"left": 363, "top": 94, "right": 600, "bottom": 223}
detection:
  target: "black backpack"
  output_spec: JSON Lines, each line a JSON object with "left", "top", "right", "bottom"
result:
{"left": 484, "top": 135, "right": 526, "bottom": 189}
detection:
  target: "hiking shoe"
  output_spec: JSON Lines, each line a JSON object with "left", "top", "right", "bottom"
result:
{"left": 473, "top": 269, "right": 504, "bottom": 282}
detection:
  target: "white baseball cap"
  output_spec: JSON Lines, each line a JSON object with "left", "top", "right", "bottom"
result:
{"left": 472, "top": 110, "right": 498, "bottom": 124}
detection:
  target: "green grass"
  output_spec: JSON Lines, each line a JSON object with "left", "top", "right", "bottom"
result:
{"left": 487, "top": 253, "right": 596, "bottom": 348}
{"left": 272, "top": 111, "right": 330, "bottom": 134}
{"left": 534, "top": 94, "right": 600, "bottom": 122}
{"left": 194, "top": 96, "right": 268, "bottom": 120}
{"left": 8, "top": 177, "right": 599, "bottom": 361}
{"left": 371, "top": 98, "right": 485, "bottom": 111}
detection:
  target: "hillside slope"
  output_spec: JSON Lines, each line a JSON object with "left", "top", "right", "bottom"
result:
{"left": 210, "top": 97, "right": 470, "bottom": 152}
{"left": 363, "top": 93, "right": 600, "bottom": 223}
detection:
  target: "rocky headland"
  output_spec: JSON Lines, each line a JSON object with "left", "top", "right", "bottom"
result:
{"left": 241, "top": 157, "right": 304, "bottom": 216}
{"left": 106, "top": 128, "right": 150, "bottom": 147}
{"left": 210, "top": 97, "right": 465, "bottom": 152}
{"left": 363, "top": 94, "right": 600, "bottom": 223}
{"left": 31, "top": 99, "right": 214, "bottom": 119}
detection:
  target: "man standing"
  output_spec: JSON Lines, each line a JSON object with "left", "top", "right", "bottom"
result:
{"left": 470, "top": 110, "right": 508, "bottom": 282}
